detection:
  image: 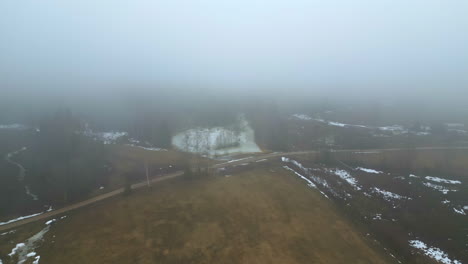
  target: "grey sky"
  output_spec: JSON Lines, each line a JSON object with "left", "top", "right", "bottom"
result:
{"left": 1, "top": 0, "right": 467, "bottom": 99}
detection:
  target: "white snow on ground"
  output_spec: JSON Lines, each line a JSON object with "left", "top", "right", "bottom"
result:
{"left": 7, "top": 218, "right": 61, "bottom": 264}
{"left": 0, "top": 212, "right": 43, "bottom": 226}
{"left": 353, "top": 151, "right": 381, "bottom": 154}
{"left": 281, "top": 158, "right": 339, "bottom": 198}
{"left": 292, "top": 114, "right": 312, "bottom": 120}
{"left": 282, "top": 166, "right": 329, "bottom": 198}
{"left": 409, "top": 174, "right": 420, "bottom": 178}
{"left": 0, "top": 206, "right": 52, "bottom": 226}
{"left": 45, "top": 219, "right": 57, "bottom": 225}
{"left": 378, "top": 125, "right": 407, "bottom": 135}
{"left": 409, "top": 240, "right": 462, "bottom": 264}
{"left": 464, "top": 206, "right": 468, "bottom": 210}
{"left": 172, "top": 116, "right": 260, "bottom": 156}
{"left": 0, "top": 124, "right": 29, "bottom": 130}
{"left": 125, "top": 144, "right": 167, "bottom": 151}
{"left": 422, "top": 182, "right": 457, "bottom": 194}
{"left": 441, "top": 200, "right": 450, "bottom": 204}
{"left": 1, "top": 230, "right": 16, "bottom": 236}
{"left": 328, "top": 169, "right": 362, "bottom": 191}
{"left": 373, "top": 214, "right": 382, "bottom": 220}
{"left": 371, "top": 187, "right": 411, "bottom": 201}
{"left": 425, "top": 176, "right": 461, "bottom": 185}
{"left": 281, "top": 157, "right": 310, "bottom": 172}
{"left": 96, "top": 131, "right": 128, "bottom": 144}
{"left": 283, "top": 166, "right": 317, "bottom": 188}
{"left": 356, "top": 167, "right": 382, "bottom": 174}
{"left": 453, "top": 208, "right": 466, "bottom": 215}
{"left": 33, "top": 256, "right": 40, "bottom": 264}
{"left": 255, "top": 159, "right": 268, "bottom": 162}
{"left": 82, "top": 124, "right": 128, "bottom": 144}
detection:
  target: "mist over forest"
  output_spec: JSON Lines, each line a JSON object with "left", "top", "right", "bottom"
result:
{"left": 1, "top": 1, "right": 468, "bottom": 264}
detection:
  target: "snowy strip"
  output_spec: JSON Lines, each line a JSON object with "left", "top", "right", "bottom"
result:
{"left": 292, "top": 114, "right": 313, "bottom": 120}
{"left": 409, "top": 240, "right": 462, "bottom": 264}
{"left": 125, "top": 144, "right": 167, "bottom": 151}
{"left": 0, "top": 212, "right": 43, "bottom": 226}
{"left": 282, "top": 158, "right": 336, "bottom": 198}
{"left": 283, "top": 166, "right": 317, "bottom": 188}
{"left": 255, "top": 159, "right": 268, "bottom": 162}
{"left": 353, "top": 151, "right": 381, "bottom": 154}
{"left": 0, "top": 124, "right": 29, "bottom": 130}
{"left": 422, "top": 182, "right": 457, "bottom": 194}
{"left": 283, "top": 166, "right": 329, "bottom": 198}
{"left": 371, "top": 187, "right": 411, "bottom": 201}
{"left": 356, "top": 167, "right": 383, "bottom": 174}
{"left": 0, "top": 206, "right": 52, "bottom": 226}
{"left": 281, "top": 157, "right": 309, "bottom": 173}
{"left": 453, "top": 208, "right": 466, "bottom": 215}
{"left": 425, "top": 176, "right": 461, "bottom": 185}
{"left": 0, "top": 230, "right": 16, "bottom": 236}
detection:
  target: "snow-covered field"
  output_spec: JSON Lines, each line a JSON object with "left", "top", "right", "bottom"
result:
{"left": 172, "top": 116, "right": 260, "bottom": 156}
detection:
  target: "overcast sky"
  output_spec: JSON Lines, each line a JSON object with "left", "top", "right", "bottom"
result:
{"left": 1, "top": 0, "right": 467, "bottom": 100}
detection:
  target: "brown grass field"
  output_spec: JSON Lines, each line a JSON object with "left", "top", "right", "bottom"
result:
{"left": 1, "top": 166, "right": 395, "bottom": 264}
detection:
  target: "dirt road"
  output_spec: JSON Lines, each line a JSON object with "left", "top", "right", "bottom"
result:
{"left": 0, "top": 171, "right": 183, "bottom": 232}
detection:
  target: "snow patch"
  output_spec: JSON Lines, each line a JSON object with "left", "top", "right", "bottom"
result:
{"left": 425, "top": 176, "right": 461, "bottom": 185}
{"left": 292, "top": 114, "right": 312, "bottom": 121}
{"left": 356, "top": 167, "right": 382, "bottom": 174}
{"left": 409, "top": 240, "right": 462, "bottom": 264}
{"left": 328, "top": 169, "right": 361, "bottom": 191}
{"left": 1, "top": 230, "right": 16, "bottom": 236}
{"left": 0, "top": 124, "right": 29, "bottom": 130}
{"left": 453, "top": 208, "right": 466, "bottom": 215}
{"left": 33, "top": 256, "right": 40, "bottom": 264}
{"left": 0, "top": 212, "right": 44, "bottom": 226}
{"left": 373, "top": 214, "right": 382, "bottom": 220}
{"left": 422, "top": 182, "right": 457, "bottom": 194}
{"left": 371, "top": 187, "right": 410, "bottom": 201}
{"left": 45, "top": 219, "right": 56, "bottom": 225}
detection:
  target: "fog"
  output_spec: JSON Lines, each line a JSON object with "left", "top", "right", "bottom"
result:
{"left": 1, "top": 0, "right": 468, "bottom": 117}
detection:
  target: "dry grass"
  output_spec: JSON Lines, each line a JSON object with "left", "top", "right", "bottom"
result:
{"left": 20, "top": 166, "right": 395, "bottom": 264}
{"left": 104, "top": 144, "right": 212, "bottom": 188}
